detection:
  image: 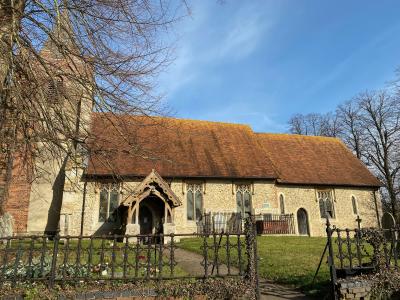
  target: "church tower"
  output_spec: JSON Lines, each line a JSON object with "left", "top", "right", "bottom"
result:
{"left": 4, "top": 9, "right": 94, "bottom": 235}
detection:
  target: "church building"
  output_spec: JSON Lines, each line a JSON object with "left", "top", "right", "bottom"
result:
{"left": 4, "top": 112, "right": 382, "bottom": 238}
{"left": 1, "top": 12, "right": 382, "bottom": 238}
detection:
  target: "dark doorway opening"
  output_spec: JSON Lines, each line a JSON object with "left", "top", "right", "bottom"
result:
{"left": 297, "top": 208, "right": 309, "bottom": 236}
{"left": 138, "top": 196, "right": 165, "bottom": 243}
{"left": 139, "top": 205, "right": 153, "bottom": 235}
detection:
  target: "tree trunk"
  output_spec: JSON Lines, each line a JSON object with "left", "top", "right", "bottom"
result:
{"left": 0, "top": 0, "right": 25, "bottom": 215}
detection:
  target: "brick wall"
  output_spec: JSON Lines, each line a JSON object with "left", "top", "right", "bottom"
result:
{"left": 3, "top": 154, "right": 32, "bottom": 233}
{"left": 0, "top": 153, "right": 8, "bottom": 207}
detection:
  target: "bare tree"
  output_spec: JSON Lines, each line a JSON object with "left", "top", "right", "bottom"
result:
{"left": 287, "top": 68, "right": 400, "bottom": 218}
{"left": 0, "top": 0, "right": 186, "bottom": 230}
{"left": 356, "top": 90, "right": 400, "bottom": 218}
{"left": 288, "top": 113, "right": 306, "bottom": 134}
{"left": 288, "top": 112, "right": 340, "bottom": 137}
{"left": 336, "top": 100, "right": 365, "bottom": 159}
{"left": 393, "top": 68, "right": 400, "bottom": 98}
{"left": 320, "top": 112, "right": 341, "bottom": 137}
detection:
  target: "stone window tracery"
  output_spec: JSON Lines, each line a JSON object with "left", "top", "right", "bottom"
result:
{"left": 187, "top": 183, "right": 203, "bottom": 221}
{"left": 99, "top": 183, "right": 120, "bottom": 222}
{"left": 318, "top": 190, "right": 335, "bottom": 219}
{"left": 236, "top": 184, "right": 252, "bottom": 217}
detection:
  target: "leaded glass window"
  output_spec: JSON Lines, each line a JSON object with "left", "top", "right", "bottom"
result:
{"left": 187, "top": 183, "right": 203, "bottom": 221}
{"left": 279, "top": 194, "right": 285, "bottom": 214}
{"left": 98, "top": 183, "right": 120, "bottom": 222}
{"left": 352, "top": 196, "right": 358, "bottom": 215}
{"left": 236, "top": 184, "right": 252, "bottom": 217}
{"left": 317, "top": 190, "right": 335, "bottom": 219}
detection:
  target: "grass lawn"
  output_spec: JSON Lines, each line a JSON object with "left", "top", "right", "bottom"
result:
{"left": 178, "top": 236, "right": 331, "bottom": 296}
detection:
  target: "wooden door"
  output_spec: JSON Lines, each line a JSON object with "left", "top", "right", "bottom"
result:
{"left": 139, "top": 206, "right": 153, "bottom": 235}
{"left": 297, "top": 208, "right": 309, "bottom": 236}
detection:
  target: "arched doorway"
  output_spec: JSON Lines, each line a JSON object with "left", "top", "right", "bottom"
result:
{"left": 297, "top": 208, "right": 309, "bottom": 236}
{"left": 138, "top": 196, "right": 165, "bottom": 235}
{"left": 121, "top": 170, "right": 182, "bottom": 241}
{"left": 139, "top": 205, "right": 153, "bottom": 235}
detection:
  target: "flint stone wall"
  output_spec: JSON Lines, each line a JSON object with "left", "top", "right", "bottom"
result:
{"left": 22, "top": 177, "right": 381, "bottom": 237}
{"left": 337, "top": 278, "right": 372, "bottom": 300}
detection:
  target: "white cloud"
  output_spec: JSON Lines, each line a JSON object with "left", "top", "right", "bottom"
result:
{"left": 215, "top": 8, "right": 269, "bottom": 60}
{"left": 304, "top": 22, "right": 400, "bottom": 98}
{"left": 198, "top": 101, "right": 287, "bottom": 133}
{"left": 158, "top": 2, "right": 278, "bottom": 96}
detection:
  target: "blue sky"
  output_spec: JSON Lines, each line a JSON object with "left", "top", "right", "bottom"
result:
{"left": 158, "top": 1, "right": 400, "bottom": 133}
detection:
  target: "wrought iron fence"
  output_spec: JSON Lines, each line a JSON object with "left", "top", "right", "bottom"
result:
{"left": 325, "top": 217, "right": 400, "bottom": 300}
{"left": 0, "top": 219, "right": 260, "bottom": 299}
{"left": 197, "top": 212, "right": 243, "bottom": 234}
{"left": 197, "top": 212, "right": 295, "bottom": 235}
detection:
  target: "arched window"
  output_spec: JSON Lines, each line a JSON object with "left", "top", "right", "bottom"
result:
{"left": 317, "top": 190, "right": 335, "bottom": 218}
{"left": 325, "top": 199, "right": 334, "bottom": 218}
{"left": 352, "top": 196, "right": 358, "bottom": 215}
{"left": 99, "top": 183, "right": 120, "bottom": 222}
{"left": 319, "top": 198, "right": 325, "bottom": 218}
{"left": 279, "top": 194, "right": 285, "bottom": 214}
{"left": 187, "top": 183, "right": 203, "bottom": 221}
{"left": 236, "top": 184, "right": 252, "bottom": 217}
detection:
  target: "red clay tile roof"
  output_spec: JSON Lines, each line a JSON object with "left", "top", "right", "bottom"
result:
{"left": 256, "top": 133, "right": 381, "bottom": 187}
{"left": 86, "top": 113, "right": 278, "bottom": 179}
{"left": 86, "top": 114, "right": 381, "bottom": 187}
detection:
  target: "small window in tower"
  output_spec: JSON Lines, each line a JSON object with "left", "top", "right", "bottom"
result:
{"left": 46, "top": 76, "right": 64, "bottom": 104}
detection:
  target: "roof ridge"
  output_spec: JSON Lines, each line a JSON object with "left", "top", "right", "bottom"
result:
{"left": 256, "top": 132, "right": 342, "bottom": 141}
{"left": 91, "top": 112, "right": 253, "bottom": 129}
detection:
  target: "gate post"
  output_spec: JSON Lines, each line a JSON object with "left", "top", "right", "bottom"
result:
{"left": 245, "top": 215, "right": 261, "bottom": 300}
{"left": 49, "top": 230, "right": 60, "bottom": 288}
{"left": 326, "top": 218, "right": 338, "bottom": 300}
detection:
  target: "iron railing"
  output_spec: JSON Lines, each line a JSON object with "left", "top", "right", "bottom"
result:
{"left": 197, "top": 212, "right": 295, "bottom": 235}
{"left": 0, "top": 220, "right": 260, "bottom": 300}
{"left": 253, "top": 213, "right": 295, "bottom": 235}
{"left": 325, "top": 217, "right": 400, "bottom": 300}
{"left": 197, "top": 212, "right": 243, "bottom": 234}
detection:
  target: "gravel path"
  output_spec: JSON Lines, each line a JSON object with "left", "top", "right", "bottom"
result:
{"left": 173, "top": 247, "right": 311, "bottom": 299}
